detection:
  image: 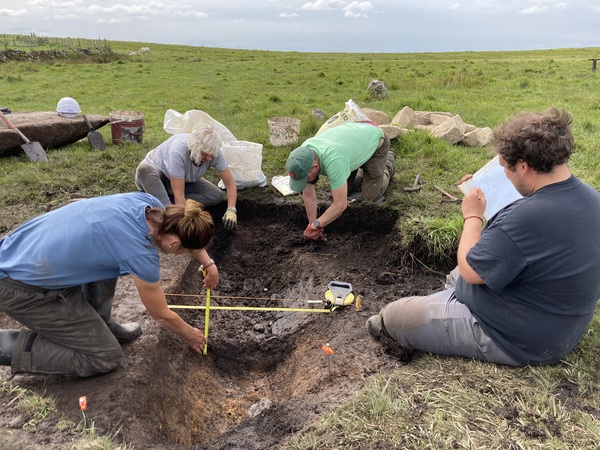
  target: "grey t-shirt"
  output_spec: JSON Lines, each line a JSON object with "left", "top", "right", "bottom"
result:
{"left": 143, "top": 133, "right": 228, "bottom": 182}
{"left": 456, "top": 176, "right": 600, "bottom": 365}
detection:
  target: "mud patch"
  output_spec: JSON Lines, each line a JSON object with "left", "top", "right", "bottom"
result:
{"left": 0, "top": 199, "right": 447, "bottom": 449}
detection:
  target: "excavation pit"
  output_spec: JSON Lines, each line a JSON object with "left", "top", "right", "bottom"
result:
{"left": 2, "top": 199, "right": 448, "bottom": 450}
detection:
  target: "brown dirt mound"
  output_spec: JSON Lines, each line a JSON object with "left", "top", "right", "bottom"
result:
{"left": 0, "top": 196, "right": 447, "bottom": 449}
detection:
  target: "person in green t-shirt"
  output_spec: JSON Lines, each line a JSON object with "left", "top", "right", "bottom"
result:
{"left": 285, "top": 121, "right": 396, "bottom": 241}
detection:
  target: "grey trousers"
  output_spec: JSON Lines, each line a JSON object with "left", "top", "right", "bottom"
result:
{"left": 347, "top": 134, "right": 393, "bottom": 201}
{"left": 135, "top": 161, "right": 227, "bottom": 207}
{"left": 0, "top": 277, "right": 122, "bottom": 377}
{"left": 378, "top": 267, "right": 521, "bottom": 366}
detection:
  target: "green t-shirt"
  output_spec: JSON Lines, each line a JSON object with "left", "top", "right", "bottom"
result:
{"left": 303, "top": 122, "right": 383, "bottom": 189}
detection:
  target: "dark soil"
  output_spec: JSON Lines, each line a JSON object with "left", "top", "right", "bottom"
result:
{"left": 0, "top": 193, "right": 448, "bottom": 449}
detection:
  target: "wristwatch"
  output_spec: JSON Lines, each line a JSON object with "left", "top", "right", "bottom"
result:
{"left": 312, "top": 220, "right": 320, "bottom": 228}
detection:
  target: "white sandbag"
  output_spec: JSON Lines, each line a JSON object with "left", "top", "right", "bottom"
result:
{"left": 163, "top": 109, "right": 237, "bottom": 142}
{"left": 217, "top": 140, "right": 267, "bottom": 190}
{"left": 316, "top": 99, "right": 370, "bottom": 135}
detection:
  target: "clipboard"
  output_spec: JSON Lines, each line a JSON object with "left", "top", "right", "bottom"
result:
{"left": 458, "top": 155, "right": 522, "bottom": 220}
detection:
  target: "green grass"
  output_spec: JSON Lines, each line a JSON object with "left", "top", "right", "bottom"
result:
{"left": 0, "top": 378, "right": 127, "bottom": 450}
{"left": 2, "top": 36, "right": 600, "bottom": 449}
{"left": 3, "top": 41, "right": 600, "bottom": 257}
{"left": 286, "top": 317, "right": 600, "bottom": 449}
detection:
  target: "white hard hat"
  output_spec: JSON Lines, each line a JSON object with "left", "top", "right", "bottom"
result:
{"left": 56, "top": 97, "right": 81, "bottom": 118}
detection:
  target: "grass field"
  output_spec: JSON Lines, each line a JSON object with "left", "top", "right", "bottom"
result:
{"left": 1, "top": 37, "right": 600, "bottom": 449}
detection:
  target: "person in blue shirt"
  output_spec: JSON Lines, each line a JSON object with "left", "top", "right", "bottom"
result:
{"left": 367, "top": 107, "right": 600, "bottom": 366}
{"left": 135, "top": 124, "right": 238, "bottom": 230}
{"left": 0, "top": 192, "right": 218, "bottom": 377}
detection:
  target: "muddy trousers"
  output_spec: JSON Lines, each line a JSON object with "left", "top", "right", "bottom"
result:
{"left": 347, "top": 134, "right": 394, "bottom": 201}
{"left": 377, "top": 267, "right": 521, "bottom": 366}
{"left": 135, "top": 161, "right": 227, "bottom": 207}
{"left": 0, "top": 277, "right": 122, "bottom": 377}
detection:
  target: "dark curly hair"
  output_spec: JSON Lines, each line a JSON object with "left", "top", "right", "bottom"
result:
{"left": 493, "top": 107, "right": 574, "bottom": 174}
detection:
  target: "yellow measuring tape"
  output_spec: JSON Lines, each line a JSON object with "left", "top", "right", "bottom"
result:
{"left": 167, "top": 296, "right": 331, "bottom": 355}
{"left": 168, "top": 272, "right": 360, "bottom": 354}
{"left": 203, "top": 269, "right": 210, "bottom": 355}
{"left": 168, "top": 304, "right": 332, "bottom": 313}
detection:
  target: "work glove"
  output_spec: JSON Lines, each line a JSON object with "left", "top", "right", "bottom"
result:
{"left": 303, "top": 224, "right": 326, "bottom": 241}
{"left": 222, "top": 207, "right": 237, "bottom": 231}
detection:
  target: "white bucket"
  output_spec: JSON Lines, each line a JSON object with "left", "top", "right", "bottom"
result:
{"left": 268, "top": 117, "right": 301, "bottom": 146}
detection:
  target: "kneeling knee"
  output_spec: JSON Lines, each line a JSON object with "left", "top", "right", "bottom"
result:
{"left": 80, "top": 341, "right": 123, "bottom": 376}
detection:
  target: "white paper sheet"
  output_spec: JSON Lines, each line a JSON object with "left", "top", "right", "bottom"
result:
{"left": 271, "top": 175, "right": 298, "bottom": 196}
{"left": 458, "top": 155, "right": 522, "bottom": 220}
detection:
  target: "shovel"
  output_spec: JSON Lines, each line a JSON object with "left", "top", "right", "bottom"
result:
{"left": 83, "top": 114, "right": 106, "bottom": 150}
{"left": 0, "top": 110, "right": 48, "bottom": 162}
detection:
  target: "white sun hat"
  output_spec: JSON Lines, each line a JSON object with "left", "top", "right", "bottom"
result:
{"left": 56, "top": 97, "right": 81, "bottom": 118}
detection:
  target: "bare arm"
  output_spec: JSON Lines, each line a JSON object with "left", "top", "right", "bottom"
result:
{"left": 131, "top": 275, "right": 205, "bottom": 353}
{"left": 170, "top": 177, "right": 186, "bottom": 206}
{"left": 302, "top": 183, "right": 319, "bottom": 223}
{"left": 317, "top": 184, "right": 348, "bottom": 227}
{"left": 219, "top": 167, "right": 238, "bottom": 208}
{"left": 457, "top": 187, "right": 485, "bottom": 284}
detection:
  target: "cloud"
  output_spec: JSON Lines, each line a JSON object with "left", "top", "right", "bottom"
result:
{"left": 86, "top": 3, "right": 167, "bottom": 17}
{"left": 343, "top": 1, "right": 372, "bottom": 18}
{"left": 520, "top": 2, "right": 568, "bottom": 15}
{"left": 172, "top": 10, "right": 208, "bottom": 18}
{"left": 343, "top": 11, "right": 367, "bottom": 18}
{"left": 302, "top": 0, "right": 348, "bottom": 11}
{"left": 23, "top": 0, "right": 208, "bottom": 21}
{"left": 0, "top": 8, "right": 29, "bottom": 17}
{"left": 301, "top": 0, "right": 372, "bottom": 18}
{"left": 30, "top": 0, "right": 83, "bottom": 7}
{"left": 3, "top": 1, "right": 599, "bottom": 54}
{"left": 47, "top": 14, "right": 77, "bottom": 20}
{"left": 520, "top": 5, "right": 547, "bottom": 14}
{"left": 97, "top": 18, "right": 128, "bottom": 24}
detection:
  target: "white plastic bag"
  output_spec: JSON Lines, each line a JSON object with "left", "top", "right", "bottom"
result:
{"left": 316, "top": 99, "right": 370, "bottom": 135}
{"left": 163, "top": 109, "right": 237, "bottom": 142}
{"left": 217, "top": 140, "right": 267, "bottom": 190}
{"left": 164, "top": 109, "right": 266, "bottom": 190}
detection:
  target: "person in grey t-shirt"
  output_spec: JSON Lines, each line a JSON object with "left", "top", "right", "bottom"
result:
{"left": 367, "top": 107, "right": 600, "bottom": 366}
{"left": 135, "top": 124, "right": 238, "bottom": 230}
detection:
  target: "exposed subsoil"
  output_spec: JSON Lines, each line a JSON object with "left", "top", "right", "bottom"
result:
{"left": 0, "top": 193, "right": 448, "bottom": 449}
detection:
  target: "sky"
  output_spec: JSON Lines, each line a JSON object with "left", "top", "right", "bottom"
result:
{"left": 1, "top": 0, "right": 600, "bottom": 53}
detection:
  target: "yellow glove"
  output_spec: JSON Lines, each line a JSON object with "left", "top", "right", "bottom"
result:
{"left": 222, "top": 206, "right": 237, "bottom": 231}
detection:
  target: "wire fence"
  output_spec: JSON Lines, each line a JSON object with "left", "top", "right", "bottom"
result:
{"left": 0, "top": 34, "right": 114, "bottom": 62}
{"left": 1, "top": 33, "right": 109, "bottom": 51}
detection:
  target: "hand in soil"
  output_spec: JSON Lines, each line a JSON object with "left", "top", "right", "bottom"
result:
{"left": 186, "top": 327, "right": 206, "bottom": 353}
{"left": 303, "top": 224, "right": 327, "bottom": 241}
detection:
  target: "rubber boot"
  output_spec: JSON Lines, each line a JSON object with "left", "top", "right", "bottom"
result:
{"left": 0, "top": 329, "right": 20, "bottom": 366}
{"left": 84, "top": 279, "right": 142, "bottom": 344}
{"left": 106, "top": 319, "right": 142, "bottom": 343}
